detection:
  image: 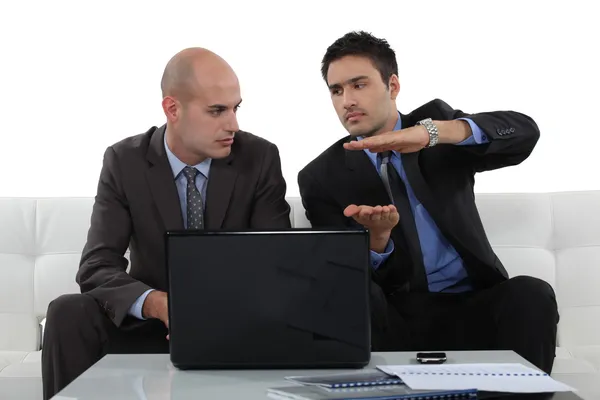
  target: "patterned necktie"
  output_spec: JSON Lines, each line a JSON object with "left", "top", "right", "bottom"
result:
{"left": 182, "top": 166, "right": 204, "bottom": 230}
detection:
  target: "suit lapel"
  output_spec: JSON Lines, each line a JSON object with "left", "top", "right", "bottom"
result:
{"left": 401, "top": 152, "right": 441, "bottom": 221}
{"left": 399, "top": 114, "right": 474, "bottom": 261}
{"left": 399, "top": 109, "right": 455, "bottom": 236}
{"left": 205, "top": 154, "right": 237, "bottom": 229}
{"left": 145, "top": 125, "right": 184, "bottom": 231}
{"left": 399, "top": 112, "right": 447, "bottom": 230}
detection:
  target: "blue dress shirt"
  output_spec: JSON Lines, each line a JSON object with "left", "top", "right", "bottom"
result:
{"left": 366, "top": 113, "right": 488, "bottom": 292}
{"left": 128, "top": 134, "right": 212, "bottom": 319}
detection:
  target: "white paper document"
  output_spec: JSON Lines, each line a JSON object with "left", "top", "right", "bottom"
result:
{"left": 377, "top": 363, "right": 575, "bottom": 393}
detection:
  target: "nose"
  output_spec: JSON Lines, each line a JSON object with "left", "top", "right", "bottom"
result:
{"left": 225, "top": 112, "right": 239, "bottom": 133}
{"left": 342, "top": 92, "right": 357, "bottom": 110}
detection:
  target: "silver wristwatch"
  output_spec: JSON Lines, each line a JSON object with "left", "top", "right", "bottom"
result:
{"left": 417, "top": 118, "right": 439, "bottom": 148}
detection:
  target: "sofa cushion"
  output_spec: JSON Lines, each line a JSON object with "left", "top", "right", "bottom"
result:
{"left": 0, "top": 314, "right": 38, "bottom": 352}
{"left": 0, "top": 361, "right": 41, "bottom": 378}
{"left": 0, "top": 351, "right": 28, "bottom": 365}
{"left": 0, "top": 351, "right": 40, "bottom": 378}
{"left": 552, "top": 357, "right": 597, "bottom": 374}
{"left": 569, "top": 345, "right": 600, "bottom": 371}
{"left": 552, "top": 192, "right": 600, "bottom": 348}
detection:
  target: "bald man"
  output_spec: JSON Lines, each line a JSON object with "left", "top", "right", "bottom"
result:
{"left": 41, "top": 48, "right": 291, "bottom": 399}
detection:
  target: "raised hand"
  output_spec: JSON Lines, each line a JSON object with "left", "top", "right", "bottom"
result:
{"left": 344, "top": 204, "right": 399, "bottom": 252}
{"left": 343, "top": 125, "right": 430, "bottom": 153}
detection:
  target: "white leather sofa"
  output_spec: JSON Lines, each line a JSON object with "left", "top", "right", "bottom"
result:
{"left": 1, "top": 192, "right": 600, "bottom": 399}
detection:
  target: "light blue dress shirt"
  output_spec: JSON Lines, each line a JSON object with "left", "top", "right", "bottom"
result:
{"left": 128, "top": 134, "right": 212, "bottom": 320}
{"left": 366, "top": 113, "right": 488, "bottom": 292}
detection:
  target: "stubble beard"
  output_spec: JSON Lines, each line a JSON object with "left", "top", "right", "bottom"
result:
{"left": 349, "top": 117, "right": 387, "bottom": 138}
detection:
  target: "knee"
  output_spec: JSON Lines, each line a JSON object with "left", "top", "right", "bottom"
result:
{"left": 505, "top": 276, "right": 558, "bottom": 316}
{"left": 45, "top": 294, "right": 99, "bottom": 331}
{"left": 508, "top": 275, "right": 555, "bottom": 298}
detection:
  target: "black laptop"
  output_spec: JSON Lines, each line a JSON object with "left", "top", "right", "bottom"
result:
{"left": 165, "top": 228, "right": 372, "bottom": 370}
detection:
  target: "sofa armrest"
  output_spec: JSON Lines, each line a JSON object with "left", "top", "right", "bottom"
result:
{"left": 39, "top": 317, "right": 46, "bottom": 350}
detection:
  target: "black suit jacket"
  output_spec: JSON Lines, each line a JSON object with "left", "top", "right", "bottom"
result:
{"left": 76, "top": 125, "right": 291, "bottom": 327}
{"left": 297, "top": 99, "right": 540, "bottom": 346}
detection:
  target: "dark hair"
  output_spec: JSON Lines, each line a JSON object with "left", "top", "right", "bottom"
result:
{"left": 321, "top": 31, "right": 398, "bottom": 87}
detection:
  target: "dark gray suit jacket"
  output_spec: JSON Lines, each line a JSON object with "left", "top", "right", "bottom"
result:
{"left": 76, "top": 125, "right": 291, "bottom": 327}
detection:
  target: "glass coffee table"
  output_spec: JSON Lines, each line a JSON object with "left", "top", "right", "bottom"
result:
{"left": 53, "top": 350, "right": 595, "bottom": 399}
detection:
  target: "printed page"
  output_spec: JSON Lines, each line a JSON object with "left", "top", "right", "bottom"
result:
{"left": 377, "top": 363, "right": 575, "bottom": 393}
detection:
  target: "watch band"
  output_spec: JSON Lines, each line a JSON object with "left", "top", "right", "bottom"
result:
{"left": 417, "top": 118, "right": 439, "bottom": 148}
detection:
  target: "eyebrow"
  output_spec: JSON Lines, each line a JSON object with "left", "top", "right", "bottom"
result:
{"left": 208, "top": 99, "right": 243, "bottom": 110}
{"left": 328, "top": 75, "right": 369, "bottom": 90}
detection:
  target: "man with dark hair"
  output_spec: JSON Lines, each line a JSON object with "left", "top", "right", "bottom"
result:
{"left": 298, "top": 31, "right": 559, "bottom": 373}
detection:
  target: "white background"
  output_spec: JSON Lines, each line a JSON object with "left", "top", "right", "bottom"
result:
{"left": 0, "top": 0, "right": 598, "bottom": 197}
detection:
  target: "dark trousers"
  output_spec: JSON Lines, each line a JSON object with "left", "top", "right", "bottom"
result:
{"left": 41, "top": 293, "right": 169, "bottom": 400}
{"left": 376, "top": 276, "right": 559, "bottom": 374}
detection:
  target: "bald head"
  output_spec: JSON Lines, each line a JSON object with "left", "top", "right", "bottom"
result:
{"left": 160, "top": 47, "right": 237, "bottom": 102}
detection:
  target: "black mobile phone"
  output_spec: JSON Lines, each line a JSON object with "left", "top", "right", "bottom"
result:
{"left": 416, "top": 352, "right": 447, "bottom": 364}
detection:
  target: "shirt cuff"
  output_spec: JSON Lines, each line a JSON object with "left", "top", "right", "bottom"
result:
{"left": 370, "top": 239, "right": 394, "bottom": 270}
{"left": 128, "top": 289, "right": 154, "bottom": 320}
{"left": 456, "top": 118, "right": 489, "bottom": 145}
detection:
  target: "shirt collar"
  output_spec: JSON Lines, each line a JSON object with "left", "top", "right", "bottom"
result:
{"left": 164, "top": 133, "right": 212, "bottom": 179}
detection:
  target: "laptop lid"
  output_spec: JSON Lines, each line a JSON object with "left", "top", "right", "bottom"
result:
{"left": 165, "top": 228, "right": 371, "bottom": 369}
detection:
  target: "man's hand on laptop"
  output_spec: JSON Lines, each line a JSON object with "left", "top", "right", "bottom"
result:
{"left": 343, "top": 204, "right": 399, "bottom": 253}
{"left": 142, "top": 290, "right": 170, "bottom": 339}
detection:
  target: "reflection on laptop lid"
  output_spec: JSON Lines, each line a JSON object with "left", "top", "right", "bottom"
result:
{"left": 166, "top": 228, "right": 371, "bottom": 370}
